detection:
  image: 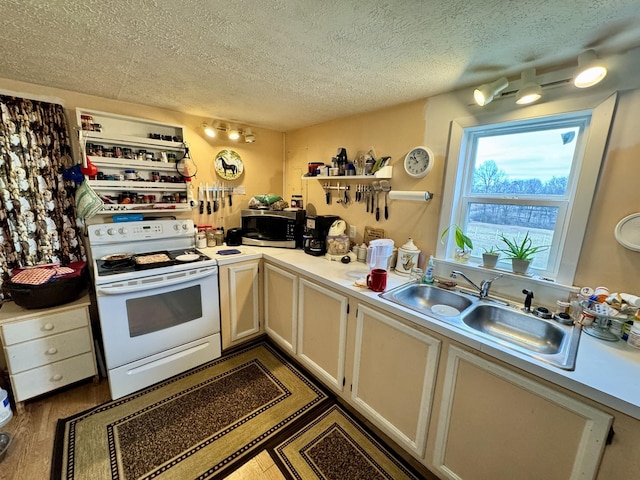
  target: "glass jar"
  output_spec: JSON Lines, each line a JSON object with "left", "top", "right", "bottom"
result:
{"left": 214, "top": 228, "right": 225, "bottom": 246}
{"left": 410, "top": 268, "right": 424, "bottom": 283}
{"left": 206, "top": 227, "right": 216, "bottom": 247}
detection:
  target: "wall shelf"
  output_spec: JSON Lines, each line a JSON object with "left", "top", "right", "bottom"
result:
{"left": 301, "top": 165, "right": 393, "bottom": 180}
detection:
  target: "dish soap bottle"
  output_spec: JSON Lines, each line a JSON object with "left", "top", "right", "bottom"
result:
{"left": 424, "top": 255, "right": 435, "bottom": 284}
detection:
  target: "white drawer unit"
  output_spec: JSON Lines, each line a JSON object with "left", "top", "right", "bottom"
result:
{"left": 0, "top": 295, "right": 98, "bottom": 413}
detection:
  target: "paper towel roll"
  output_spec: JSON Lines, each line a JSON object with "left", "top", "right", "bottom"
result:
{"left": 388, "top": 191, "right": 432, "bottom": 201}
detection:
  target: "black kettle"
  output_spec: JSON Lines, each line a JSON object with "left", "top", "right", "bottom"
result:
{"left": 226, "top": 228, "right": 243, "bottom": 246}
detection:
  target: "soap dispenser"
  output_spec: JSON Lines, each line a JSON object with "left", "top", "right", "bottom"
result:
{"left": 424, "top": 255, "right": 435, "bottom": 284}
{"left": 396, "top": 238, "right": 421, "bottom": 276}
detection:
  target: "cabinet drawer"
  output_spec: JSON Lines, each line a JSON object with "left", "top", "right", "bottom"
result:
{"left": 1, "top": 306, "right": 89, "bottom": 345}
{"left": 4, "top": 327, "right": 92, "bottom": 374}
{"left": 11, "top": 352, "right": 96, "bottom": 402}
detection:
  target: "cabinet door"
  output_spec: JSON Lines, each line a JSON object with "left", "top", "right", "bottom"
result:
{"left": 219, "top": 260, "right": 262, "bottom": 350}
{"left": 263, "top": 263, "right": 297, "bottom": 354}
{"left": 431, "top": 345, "right": 612, "bottom": 480}
{"left": 297, "top": 278, "right": 348, "bottom": 392}
{"left": 352, "top": 304, "right": 441, "bottom": 458}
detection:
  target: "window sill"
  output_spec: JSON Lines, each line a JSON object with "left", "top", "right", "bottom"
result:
{"left": 433, "top": 258, "right": 579, "bottom": 308}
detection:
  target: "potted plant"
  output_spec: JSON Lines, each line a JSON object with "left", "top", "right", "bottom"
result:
{"left": 440, "top": 224, "right": 473, "bottom": 263}
{"left": 498, "top": 232, "right": 548, "bottom": 274}
{"left": 481, "top": 246, "right": 500, "bottom": 268}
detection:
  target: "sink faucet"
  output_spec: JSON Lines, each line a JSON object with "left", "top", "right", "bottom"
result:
{"left": 451, "top": 270, "right": 503, "bottom": 299}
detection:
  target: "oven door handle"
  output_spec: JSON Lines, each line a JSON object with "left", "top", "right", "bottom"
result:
{"left": 96, "top": 268, "right": 217, "bottom": 295}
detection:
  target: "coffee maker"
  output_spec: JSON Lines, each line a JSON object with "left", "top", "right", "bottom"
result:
{"left": 303, "top": 214, "right": 340, "bottom": 256}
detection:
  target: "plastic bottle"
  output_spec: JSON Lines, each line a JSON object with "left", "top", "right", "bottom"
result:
{"left": 0, "top": 386, "right": 13, "bottom": 428}
{"left": 627, "top": 321, "right": 640, "bottom": 349}
{"left": 424, "top": 255, "right": 435, "bottom": 284}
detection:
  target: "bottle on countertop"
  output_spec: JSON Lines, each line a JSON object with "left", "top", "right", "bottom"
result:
{"left": 424, "top": 255, "right": 435, "bottom": 284}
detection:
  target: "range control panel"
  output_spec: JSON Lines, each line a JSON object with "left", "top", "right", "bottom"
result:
{"left": 88, "top": 220, "right": 194, "bottom": 244}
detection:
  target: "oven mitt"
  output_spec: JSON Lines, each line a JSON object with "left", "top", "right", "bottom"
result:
{"left": 75, "top": 180, "right": 104, "bottom": 219}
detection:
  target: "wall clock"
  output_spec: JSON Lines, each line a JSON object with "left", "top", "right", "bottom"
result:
{"left": 403, "top": 146, "right": 434, "bottom": 178}
{"left": 214, "top": 149, "right": 244, "bottom": 180}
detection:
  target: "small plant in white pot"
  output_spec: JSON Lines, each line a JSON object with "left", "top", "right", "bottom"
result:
{"left": 498, "top": 232, "right": 548, "bottom": 274}
{"left": 481, "top": 246, "right": 500, "bottom": 268}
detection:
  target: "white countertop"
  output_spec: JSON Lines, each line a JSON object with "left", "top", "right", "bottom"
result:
{"left": 202, "top": 245, "right": 640, "bottom": 420}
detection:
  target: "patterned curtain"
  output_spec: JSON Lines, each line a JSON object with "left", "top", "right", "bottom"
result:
{"left": 0, "top": 95, "right": 86, "bottom": 299}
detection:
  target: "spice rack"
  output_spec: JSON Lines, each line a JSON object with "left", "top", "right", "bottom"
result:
{"left": 76, "top": 109, "right": 191, "bottom": 214}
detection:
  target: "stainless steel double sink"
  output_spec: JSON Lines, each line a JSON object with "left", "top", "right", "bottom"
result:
{"left": 380, "top": 282, "right": 581, "bottom": 370}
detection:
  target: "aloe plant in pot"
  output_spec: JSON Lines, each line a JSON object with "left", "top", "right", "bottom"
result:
{"left": 440, "top": 224, "right": 473, "bottom": 263}
{"left": 498, "top": 232, "right": 549, "bottom": 274}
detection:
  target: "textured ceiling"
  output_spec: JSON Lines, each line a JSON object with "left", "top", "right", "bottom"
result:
{"left": 1, "top": 1, "right": 640, "bottom": 131}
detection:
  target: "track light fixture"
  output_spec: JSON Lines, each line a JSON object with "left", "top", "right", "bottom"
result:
{"left": 201, "top": 120, "right": 257, "bottom": 143}
{"left": 227, "top": 128, "right": 241, "bottom": 141}
{"left": 515, "top": 68, "right": 542, "bottom": 105}
{"left": 243, "top": 128, "right": 256, "bottom": 143}
{"left": 574, "top": 50, "right": 607, "bottom": 88}
{"left": 202, "top": 122, "right": 216, "bottom": 138}
{"left": 473, "top": 77, "right": 509, "bottom": 106}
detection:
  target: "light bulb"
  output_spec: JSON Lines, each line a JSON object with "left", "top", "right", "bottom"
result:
{"left": 228, "top": 129, "right": 240, "bottom": 141}
{"left": 574, "top": 50, "right": 607, "bottom": 88}
{"left": 515, "top": 68, "right": 542, "bottom": 105}
{"left": 202, "top": 123, "right": 216, "bottom": 138}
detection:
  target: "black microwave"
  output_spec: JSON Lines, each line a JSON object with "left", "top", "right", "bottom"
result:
{"left": 241, "top": 209, "right": 305, "bottom": 248}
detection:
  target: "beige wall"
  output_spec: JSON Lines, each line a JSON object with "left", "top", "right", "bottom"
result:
{"left": 284, "top": 90, "right": 640, "bottom": 293}
{"left": 0, "top": 78, "right": 284, "bottom": 232}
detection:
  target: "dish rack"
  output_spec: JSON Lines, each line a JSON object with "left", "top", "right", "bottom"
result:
{"left": 579, "top": 300, "right": 637, "bottom": 341}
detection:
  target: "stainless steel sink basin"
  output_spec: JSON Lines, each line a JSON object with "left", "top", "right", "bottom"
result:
{"left": 461, "top": 304, "right": 565, "bottom": 354}
{"left": 459, "top": 304, "right": 581, "bottom": 370}
{"left": 379, "top": 283, "right": 474, "bottom": 316}
{"left": 380, "top": 282, "right": 581, "bottom": 370}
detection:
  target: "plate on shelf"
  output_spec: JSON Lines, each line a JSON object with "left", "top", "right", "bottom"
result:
{"left": 614, "top": 213, "right": 640, "bottom": 251}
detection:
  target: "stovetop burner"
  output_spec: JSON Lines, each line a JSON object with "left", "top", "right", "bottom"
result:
{"left": 95, "top": 249, "right": 211, "bottom": 277}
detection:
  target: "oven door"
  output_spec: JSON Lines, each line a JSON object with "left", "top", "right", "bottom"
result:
{"left": 95, "top": 266, "right": 219, "bottom": 369}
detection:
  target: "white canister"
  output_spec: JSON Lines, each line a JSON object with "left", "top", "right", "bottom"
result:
{"left": 628, "top": 321, "right": 640, "bottom": 349}
{"left": 0, "top": 386, "right": 13, "bottom": 428}
{"left": 396, "top": 238, "right": 421, "bottom": 275}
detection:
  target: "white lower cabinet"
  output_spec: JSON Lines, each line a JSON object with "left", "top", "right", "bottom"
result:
{"left": 428, "top": 345, "right": 612, "bottom": 480}
{"left": 263, "top": 263, "right": 298, "bottom": 354}
{"left": 352, "top": 304, "right": 441, "bottom": 458}
{"left": 297, "top": 278, "right": 349, "bottom": 392}
{"left": 219, "top": 259, "right": 263, "bottom": 350}
{"left": 0, "top": 296, "right": 98, "bottom": 412}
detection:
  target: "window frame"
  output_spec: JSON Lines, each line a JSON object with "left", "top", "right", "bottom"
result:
{"left": 437, "top": 93, "right": 617, "bottom": 286}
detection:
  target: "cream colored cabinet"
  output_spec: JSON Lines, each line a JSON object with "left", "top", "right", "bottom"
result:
{"left": 0, "top": 295, "right": 98, "bottom": 413}
{"left": 219, "top": 259, "right": 263, "bottom": 350}
{"left": 297, "top": 278, "right": 349, "bottom": 392}
{"left": 428, "top": 345, "right": 612, "bottom": 480}
{"left": 263, "top": 263, "right": 298, "bottom": 354}
{"left": 351, "top": 304, "right": 441, "bottom": 459}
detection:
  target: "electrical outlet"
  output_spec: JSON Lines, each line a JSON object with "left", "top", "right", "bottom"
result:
{"left": 349, "top": 225, "right": 357, "bottom": 238}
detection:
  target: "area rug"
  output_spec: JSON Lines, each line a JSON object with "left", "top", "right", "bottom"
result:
{"left": 272, "top": 404, "right": 421, "bottom": 480}
{"left": 52, "top": 342, "right": 329, "bottom": 479}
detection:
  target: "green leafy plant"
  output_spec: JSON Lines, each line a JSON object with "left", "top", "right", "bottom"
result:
{"left": 482, "top": 245, "right": 499, "bottom": 255}
{"left": 498, "top": 232, "right": 548, "bottom": 261}
{"left": 440, "top": 224, "right": 473, "bottom": 251}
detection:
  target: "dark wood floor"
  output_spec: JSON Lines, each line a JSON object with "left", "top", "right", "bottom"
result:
{"left": 1, "top": 378, "right": 111, "bottom": 480}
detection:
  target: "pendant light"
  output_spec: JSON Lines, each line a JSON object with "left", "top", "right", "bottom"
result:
{"left": 515, "top": 68, "right": 542, "bottom": 105}
{"left": 574, "top": 50, "right": 607, "bottom": 88}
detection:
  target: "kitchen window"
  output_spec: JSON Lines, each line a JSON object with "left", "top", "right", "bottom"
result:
{"left": 438, "top": 93, "right": 617, "bottom": 285}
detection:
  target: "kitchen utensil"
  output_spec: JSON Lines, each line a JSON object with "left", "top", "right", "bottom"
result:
{"left": 213, "top": 182, "right": 219, "bottom": 212}
{"left": 228, "top": 185, "right": 233, "bottom": 206}
{"left": 199, "top": 185, "right": 204, "bottom": 214}
{"left": 206, "top": 182, "right": 211, "bottom": 214}
{"left": 365, "top": 186, "right": 370, "bottom": 212}
{"left": 380, "top": 180, "right": 391, "bottom": 219}
{"left": 372, "top": 181, "right": 380, "bottom": 220}
{"left": 221, "top": 182, "right": 225, "bottom": 208}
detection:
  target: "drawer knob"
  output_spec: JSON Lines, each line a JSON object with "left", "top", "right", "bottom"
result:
{"left": 43, "top": 323, "right": 55, "bottom": 331}
{"left": 51, "top": 374, "right": 63, "bottom": 381}
{"left": 46, "top": 347, "right": 58, "bottom": 355}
